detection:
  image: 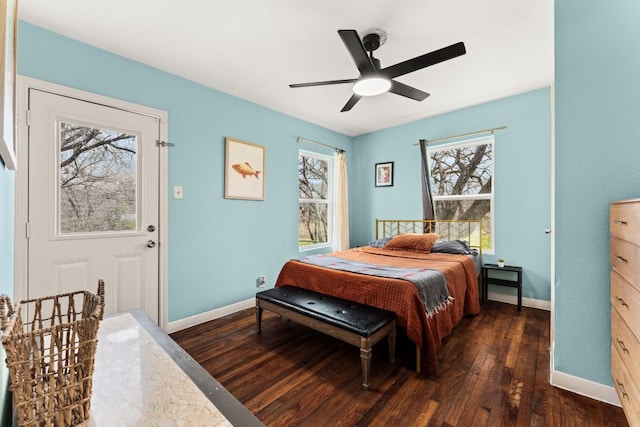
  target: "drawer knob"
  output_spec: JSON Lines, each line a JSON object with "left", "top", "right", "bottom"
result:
{"left": 613, "top": 219, "right": 628, "bottom": 226}
{"left": 617, "top": 339, "right": 630, "bottom": 354}
{"left": 616, "top": 297, "right": 629, "bottom": 308}
{"left": 617, "top": 381, "right": 629, "bottom": 399}
{"left": 615, "top": 255, "right": 628, "bottom": 263}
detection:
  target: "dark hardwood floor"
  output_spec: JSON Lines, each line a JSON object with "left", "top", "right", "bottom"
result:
{"left": 171, "top": 301, "right": 628, "bottom": 426}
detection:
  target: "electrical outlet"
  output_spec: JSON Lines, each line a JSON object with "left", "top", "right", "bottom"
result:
{"left": 258, "top": 276, "right": 266, "bottom": 287}
{"left": 173, "top": 185, "right": 183, "bottom": 199}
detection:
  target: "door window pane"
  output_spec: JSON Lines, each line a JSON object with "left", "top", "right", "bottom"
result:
{"left": 59, "top": 122, "right": 138, "bottom": 234}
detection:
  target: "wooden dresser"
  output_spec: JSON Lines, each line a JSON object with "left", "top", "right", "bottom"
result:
{"left": 610, "top": 198, "right": 640, "bottom": 426}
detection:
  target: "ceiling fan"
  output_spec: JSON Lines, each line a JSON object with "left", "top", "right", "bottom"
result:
{"left": 289, "top": 29, "right": 466, "bottom": 112}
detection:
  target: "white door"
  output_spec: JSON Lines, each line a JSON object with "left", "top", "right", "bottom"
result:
{"left": 27, "top": 89, "right": 160, "bottom": 323}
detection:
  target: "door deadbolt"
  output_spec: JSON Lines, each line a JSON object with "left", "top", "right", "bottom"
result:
{"left": 147, "top": 225, "right": 156, "bottom": 232}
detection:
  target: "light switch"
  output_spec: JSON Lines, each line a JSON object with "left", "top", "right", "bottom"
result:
{"left": 173, "top": 185, "right": 183, "bottom": 199}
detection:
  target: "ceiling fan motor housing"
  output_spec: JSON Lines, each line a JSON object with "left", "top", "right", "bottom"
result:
{"left": 363, "top": 33, "right": 381, "bottom": 52}
{"left": 363, "top": 32, "right": 384, "bottom": 69}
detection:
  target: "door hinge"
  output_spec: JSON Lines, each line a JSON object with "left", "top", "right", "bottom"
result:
{"left": 25, "top": 222, "right": 30, "bottom": 239}
{"left": 26, "top": 109, "right": 31, "bottom": 127}
{"left": 155, "top": 140, "right": 174, "bottom": 147}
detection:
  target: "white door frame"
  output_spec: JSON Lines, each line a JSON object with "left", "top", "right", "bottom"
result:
{"left": 14, "top": 76, "right": 169, "bottom": 331}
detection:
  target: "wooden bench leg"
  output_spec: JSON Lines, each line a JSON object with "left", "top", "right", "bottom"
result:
{"left": 360, "top": 344, "right": 372, "bottom": 390}
{"left": 388, "top": 321, "right": 396, "bottom": 363}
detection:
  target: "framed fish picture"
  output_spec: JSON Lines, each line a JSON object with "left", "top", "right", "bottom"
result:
{"left": 225, "top": 137, "right": 265, "bottom": 200}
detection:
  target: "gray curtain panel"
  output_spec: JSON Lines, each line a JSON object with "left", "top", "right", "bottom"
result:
{"left": 419, "top": 139, "right": 435, "bottom": 233}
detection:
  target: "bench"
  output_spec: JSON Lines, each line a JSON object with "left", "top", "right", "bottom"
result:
{"left": 255, "top": 285, "right": 396, "bottom": 390}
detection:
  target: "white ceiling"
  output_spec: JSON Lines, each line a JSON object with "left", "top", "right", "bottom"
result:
{"left": 18, "top": 0, "right": 554, "bottom": 137}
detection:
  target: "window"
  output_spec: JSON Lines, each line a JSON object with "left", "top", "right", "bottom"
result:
{"left": 59, "top": 122, "right": 138, "bottom": 234}
{"left": 299, "top": 150, "right": 333, "bottom": 249}
{"left": 427, "top": 136, "right": 494, "bottom": 252}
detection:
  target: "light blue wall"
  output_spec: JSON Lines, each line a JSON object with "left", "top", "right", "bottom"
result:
{"left": 555, "top": 1, "right": 640, "bottom": 385}
{"left": 17, "top": 22, "right": 352, "bottom": 321}
{"left": 351, "top": 88, "right": 552, "bottom": 302}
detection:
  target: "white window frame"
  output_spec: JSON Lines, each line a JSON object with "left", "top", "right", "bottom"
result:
{"left": 427, "top": 135, "right": 495, "bottom": 254}
{"left": 298, "top": 150, "right": 333, "bottom": 251}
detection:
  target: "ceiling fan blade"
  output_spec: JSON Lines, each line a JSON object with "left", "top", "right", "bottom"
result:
{"left": 389, "top": 80, "right": 430, "bottom": 101}
{"left": 338, "top": 30, "right": 376, "bottom": 75}
{"left": 381, "top": 42, "right": 466, "bottom": 79}
{"left": 289, "top": 78, "right": 357, "bottom": 88}
{"left": 341, "top": 94, "right": 361, "bottom": 112}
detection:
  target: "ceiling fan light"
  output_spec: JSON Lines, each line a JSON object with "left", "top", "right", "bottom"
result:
{"left": 352, "top": 76, "right": 392, "bottom": 96}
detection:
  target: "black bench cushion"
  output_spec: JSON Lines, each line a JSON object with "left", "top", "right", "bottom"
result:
{"left": 256, "top": 286, "right": 395, "bottom": 337}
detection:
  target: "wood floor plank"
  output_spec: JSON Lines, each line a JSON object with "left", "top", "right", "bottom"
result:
{"left": 455, "top": 352, "right": 496, "bottom": 427}
{"left": 514, "top": 322, "right": 540, "bottom": 426}
{"left": 171, "top": 301, "right": 629, "bottom": 427}
{"left": 504, "top": 310, "right": 526, "bottom": 369}
{"left": 360, "top": 373, "right": 424, "bottom": 425}
{"left": 246, "top": 342, "right": 345, "bottom": 413}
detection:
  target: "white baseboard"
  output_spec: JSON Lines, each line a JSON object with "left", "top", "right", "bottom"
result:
{"left": 487, "top": 291, "right": 551, "bottom": 311}
{"left": 551, "top": 369, "right": 621, "bottom": 407}
{"left": 167, "top": 297, "right": 255, "bottom": 334}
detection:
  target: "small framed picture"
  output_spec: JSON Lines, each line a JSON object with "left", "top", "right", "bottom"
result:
{"left": 225, "top": 137, "right": 265, "bottom": 200}
{"left": 375, "top": 162, "right": 394, "bottom": 187}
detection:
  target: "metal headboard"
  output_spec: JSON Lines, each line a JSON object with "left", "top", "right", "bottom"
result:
{"left": 375, "top": 219, "right": 483, "bottom": 254}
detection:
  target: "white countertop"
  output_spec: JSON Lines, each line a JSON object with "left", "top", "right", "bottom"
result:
{"left": 74, "top": 311, "right": 260, "bottom": 426}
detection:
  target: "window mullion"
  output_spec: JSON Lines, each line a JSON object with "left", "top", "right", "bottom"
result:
{"left": 432, "top": 194, "right": 491, "bottom": 201}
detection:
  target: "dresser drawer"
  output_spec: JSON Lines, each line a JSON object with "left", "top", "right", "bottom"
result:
{"left": 611, "top": 201, "right": 640, "bottom": 246}
{"left": 611, "top": 270, "right": 640, "bottom": 328}
{"left": 612, "top": 307, "right": 640, "bottom": 387}
{"left": 611, "top": 237, "right": 640, "bottom": 290}
{"left": 612, "top": 346, "right": 640, "bottom": 427}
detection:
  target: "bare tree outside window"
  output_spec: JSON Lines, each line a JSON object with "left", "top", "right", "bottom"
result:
{"left": 59, "top": 122, "right": 138, "bottom": 234}
{"left": 428, "top": 137, "right": 493, "bottom": 251}
{"left": 299, "top": 152, "right": 332, "bottom": 248}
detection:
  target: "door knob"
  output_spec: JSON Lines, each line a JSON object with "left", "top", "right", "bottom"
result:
{"left": 147, "top": 240, "right": 156, "bottom": 248}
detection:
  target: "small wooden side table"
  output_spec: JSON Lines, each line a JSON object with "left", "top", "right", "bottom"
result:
{"left": 481, "top": 264, "right": 523, "bottom": 311}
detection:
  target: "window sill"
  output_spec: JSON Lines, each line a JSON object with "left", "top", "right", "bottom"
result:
{"left": 299, "top": 244, "right": 333, "bottom": 255}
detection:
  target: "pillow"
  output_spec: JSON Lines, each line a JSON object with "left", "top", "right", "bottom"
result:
{"left": 431, "top": 239, "right": 471, "bottom": 255}
{"left": 383, "top": 233, "right": 440, "bottom": 253}
{"left": 368, "top": 237, "right": 392, "bottom": 248}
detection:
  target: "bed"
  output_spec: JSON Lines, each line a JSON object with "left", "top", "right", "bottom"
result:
{"left": 274, "top": 219, "right": 482, "bottom": 375}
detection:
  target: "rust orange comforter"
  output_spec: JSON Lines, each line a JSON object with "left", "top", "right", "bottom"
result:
{"left": 274, "top": 247, "right": 481, "bottom": 375}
